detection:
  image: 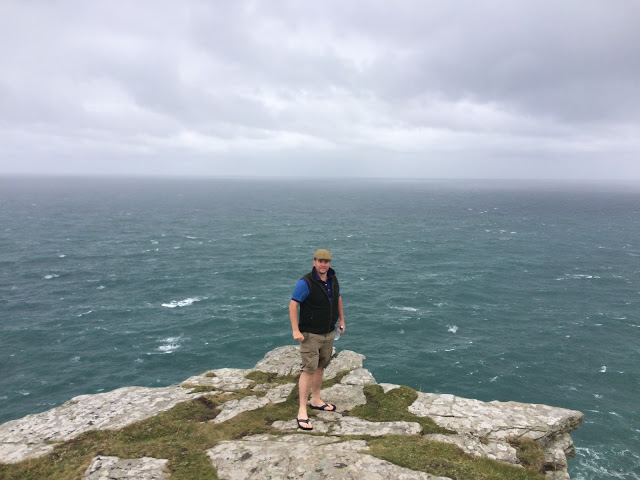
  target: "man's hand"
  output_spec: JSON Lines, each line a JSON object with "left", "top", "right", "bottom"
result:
{"left": 292, "top": 330, "right": 304, "bottom": 342}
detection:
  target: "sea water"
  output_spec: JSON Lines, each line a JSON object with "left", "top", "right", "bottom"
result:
{"left": 1, "top": 176, "right": 639, "bottom": 479}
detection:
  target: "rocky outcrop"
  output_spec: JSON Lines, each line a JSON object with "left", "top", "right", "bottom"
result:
{"left": 207, "top": 434, "right": 451, "bottom": 480}
{"left": 0, "top": 386, "right": 205, "bottom": 464}
{"left": 0, "top": 346, "right": 584, "bottom": 480}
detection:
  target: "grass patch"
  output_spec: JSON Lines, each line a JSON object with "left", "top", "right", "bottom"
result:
{"left": 508, "top": 437, "right": 546, "bottom": 473}
{"left": 244, "top": 370, "right": 299, "bottom": 385}
{"left": 367, "top": 435, "right": 547, "bottom": 480}
{"left": 350, "top": 384, "right": 452, "bottom": 434}
{"left": 0, "top": 386, "right": 303, "bottom": 480}
{"left": 180, "top": 384, "right": 219, "bottom": 393}
{"left": 321, "top": 370, "right": 350, "bottom": 389}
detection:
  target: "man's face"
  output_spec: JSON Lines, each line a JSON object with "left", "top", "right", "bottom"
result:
{"left": 313, "top": 258, "right": 331, "bottom": 274}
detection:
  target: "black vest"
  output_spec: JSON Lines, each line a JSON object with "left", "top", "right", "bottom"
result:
{"left": 298, "top": 268, "right": 340, "bottom": 334}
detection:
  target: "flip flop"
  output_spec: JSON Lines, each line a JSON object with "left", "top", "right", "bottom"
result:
{"left": 310, "top": 403, "right": 336, "bottom": 412}
{"left": 297, "top": 418, "right": 313, "bottom": 431}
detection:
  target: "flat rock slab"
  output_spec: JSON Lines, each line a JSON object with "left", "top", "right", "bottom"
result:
{"left": 341, "top": 368, "right": 377, "bottom": 386}
{"left": 409, "top": 392, "right": 583, "bottom": 477}
{"left": 332, "top": 417, "right": 422, "bottom": 436}
{"left": 409, "top": 393, "right": 584, "bottom": 443}
{"left": 181, "top": 367, "right": 253, "bottom": 390}
{"left": 214, "top": 383, "right": 296, "bottom": 423}
{"left": 272, "top": 416, "right": 422, "bottom": 437}
{"left": 0, "top": 386, "right": 203, "bottom": 464}
{"left": 83, "top": 455, "right": 169, "bottom": 480}
{"left": 423, "top": 433, "right": 518, "bottom": 464}
{"left": 207, "top": 434, "right": 452, "bottom": 480}
{"left": 319, "top": 383, "right": 367, "bottom": 411}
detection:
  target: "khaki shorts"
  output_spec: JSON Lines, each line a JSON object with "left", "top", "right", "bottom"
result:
{"left": 300, "top": 332, "right": 334, "bottom": 373}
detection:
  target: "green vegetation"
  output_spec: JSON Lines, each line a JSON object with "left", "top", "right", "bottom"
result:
{"left": 350, "top": 384, "right": 453, "bottom": 434}
{"left": 244, "top": 370, "right": 299, "bottom": 385}
{"left": 367, "top": 435, "right": 546, "bottom": 480}
{"left": 0, "top": 378, "right": 547, "bottom": 480}
{"left": 508, "top": 437, "right": 546, "bottom": 473}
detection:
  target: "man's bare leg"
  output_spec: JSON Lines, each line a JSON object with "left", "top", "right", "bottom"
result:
{"left": 298, "top": 371, "right": 313, "bottom": 426}
{"left": 309, "top": 367, "right": 325, "bottom": 407}
{"left": 309, "top": 367, "right": 335, "bottom": 410}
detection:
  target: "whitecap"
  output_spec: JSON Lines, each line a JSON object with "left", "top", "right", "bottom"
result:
{"left": 59, "top": 254, "right": 66, "bottom": 258}
{"left": 489, "top": 376, "right": 499, "bottom": 383}
{"left": 186, "top": 236, "right": 197, "bottom": 239}
{"left": 19, "top": 390, "right": 30, "bottom": 396}
{"left": 71, "top": 356, "right": 80, "bottom": 362}
{"left": 77, "top": 310, "right": 93, "bottom": 317}
{"left": 97, "top": 285, "right": 105, "bottom": 290}
{"left": 390, "top": 306, "right": 418, "bottom": 312}
{"left": 44, "top": 274, "right": 59, "bottom": 279}
{"left": 600, "top": 366, "right": 607, "bottom": 373}
{"left": 447, "top": 325, "right": 458, "bottom": 333}
{"left": 157, "top": 336, "right": 184, "bottom": 353}
{"left": 162, "top": 297, "right": 207, "bottom": 308}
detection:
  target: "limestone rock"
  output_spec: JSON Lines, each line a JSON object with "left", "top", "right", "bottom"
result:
{"left": 331, "top": 417, "right": 422, "bottom": 436}
{"left": 214, "top": 395, "right": 271, "bottom": 424}
{"left": 83, "top": 455, "right": 169, "bottom": 480}
{"left": 423, "top": 433, "right": 519, "bottom": 464}
{"left": 206, "top": 434, "right": 451, "bottom": 480}
{"left": 0, "top": 346, "right": 585, "bottom": 480}
{"left": 409, "top": 392, "right": 584, "bottom": 477}
{"left": 0, "top": 386, "right": 203, "bottom": 464}
{"left": 325, "top": 350, "right": 366, "bottom": 379}
{"left": 318, "top": 383, "right": 367, "bottom": 411}
{"left": 252, "top": 345, "right": 302, "bottom": 375}
{"left": 214, "top": 383, "right": 295, "bottom": 423}
{"left": 341, "top": 368, "right": 377, "bottom": 385}
{"left": 181, "top": 367, "right": 253, "bottom": 390}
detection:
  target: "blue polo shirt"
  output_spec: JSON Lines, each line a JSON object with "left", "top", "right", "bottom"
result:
{"left": 291, "top": 269, "right": 339, "bottom": 303}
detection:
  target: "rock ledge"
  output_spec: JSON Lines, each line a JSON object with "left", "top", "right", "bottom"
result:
{"left": 0, "top": 346, "right": 583, "bottom": 480}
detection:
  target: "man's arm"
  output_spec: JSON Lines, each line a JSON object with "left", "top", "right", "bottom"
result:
{"left": 336, "top": 296, "right": 345, "bottom": 335}
{"left": 289, "top": 300, "right": 304, "bottom": 341}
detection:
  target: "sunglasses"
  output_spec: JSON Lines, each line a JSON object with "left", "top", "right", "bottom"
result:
{"left": 315, "top": 259, "right": 331, "bottom": 263}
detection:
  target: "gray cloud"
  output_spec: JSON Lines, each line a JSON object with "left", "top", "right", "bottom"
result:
{"left": 1, "top": 0, "right": 639, "bottom": 180}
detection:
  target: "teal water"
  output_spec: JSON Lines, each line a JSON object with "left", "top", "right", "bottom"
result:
{"left": 1, "top": 176, "right": 639, "bottom": 479}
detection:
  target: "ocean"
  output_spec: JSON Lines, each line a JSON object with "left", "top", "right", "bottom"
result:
{"left": 1, "top": 176, "right": 638, "bottom": 479}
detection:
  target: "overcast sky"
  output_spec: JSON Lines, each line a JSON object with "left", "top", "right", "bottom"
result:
{"left": 1, "top": 1, "right": 639, "bottom": 180}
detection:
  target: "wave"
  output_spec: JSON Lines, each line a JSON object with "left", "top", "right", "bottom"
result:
{"left": 390, "top": 306, "right": 418, "bottom": 312}
{"left": 447, "top": 325, "right": 458, "bottom": 333}
{"left": 156, "top": 335, "right": 185, "bottom": 354}
{"left": 161, "top": 297, "right": 207, "bottom": 308}
{"left": 556, "top": 274, "right": 601, "bottom": 281}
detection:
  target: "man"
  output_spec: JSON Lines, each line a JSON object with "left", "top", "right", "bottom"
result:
{"left": 289, "top": 248, "right": 345, "bottom": 431}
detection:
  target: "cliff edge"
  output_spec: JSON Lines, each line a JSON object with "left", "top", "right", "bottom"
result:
{"left": 0, "top": 346, "right": 583, "bottom": 479}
